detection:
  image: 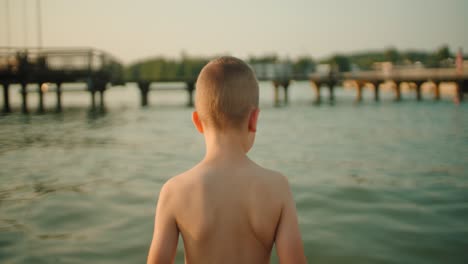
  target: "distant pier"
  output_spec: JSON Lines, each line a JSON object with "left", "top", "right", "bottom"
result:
{"left": 309, "top": 69, "right": 468, "bottom": 104}
{"left": 251, "top": 68, "right": 466, "bottom": 106}
{"left": 1, "top": 47, "right": 467, "bottom": 114}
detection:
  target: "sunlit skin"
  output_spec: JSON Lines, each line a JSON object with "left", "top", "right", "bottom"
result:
{"left": 147, "top": 58, "right": 306, "bottom": 264}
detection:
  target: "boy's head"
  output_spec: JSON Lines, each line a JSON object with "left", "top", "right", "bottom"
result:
{"left": 194, "top": 56, "right": 259, "bottom": 132}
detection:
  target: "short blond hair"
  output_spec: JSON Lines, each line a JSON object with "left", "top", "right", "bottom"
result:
{"left": 195, "top": 56, "right": 259, "bottom": 130}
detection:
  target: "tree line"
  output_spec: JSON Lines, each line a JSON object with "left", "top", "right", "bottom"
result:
{"left": 125, "top": 45, "right": 462, "bottom": 80}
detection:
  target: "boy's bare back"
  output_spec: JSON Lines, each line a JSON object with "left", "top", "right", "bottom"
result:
{"left": 147, "top": 57, "right": 306, "bottom": 264}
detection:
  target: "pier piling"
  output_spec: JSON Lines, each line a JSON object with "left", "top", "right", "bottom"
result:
{"left": 394, "top": 82, "right": 402, "bottom": 101}
{"left": 282, "top": 80, "right": 290, "bottom": 105}
{"left": 186, "top": 81, "right": 195, "bottom": 107}
{"left": 56, "top": 83, "right": 62, "bottom": 112}
{"left": 328, "top": 83, "right": 335, "bottom": 103}
{"left": 456, "top": 80, "right": 465, "bottom": 102}
{"left": 355, "top": 82, "right": 363, "bottom": 103}
{"left": 138, "top": 81, "right": 150, "bottom": 107}
{"left": 312, "top": 82, "right": 321, "bottom": 104}
{"left": 38, "top": 83, "right": 45, "bottom": 113}
{"left": 373, "top": 82, "right": 381, "bottom": 102}
{"left": 273, "top": 81, "right": 280, "bottom": 107}
{"left": 2, "top": 83, "right": 11, "bottom": 113}
{"left": 433, "top": 82, "right": 441, "bottom": 101}
{"left": 415, "top": 81, "right": 423, "bottom": 101}
{"left": 90, "top": 90, "right": 96, "bottom": 111}
{"left": 21, "top": 83, "right": 28, "bottom": 113}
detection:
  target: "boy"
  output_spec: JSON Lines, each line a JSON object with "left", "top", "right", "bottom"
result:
{"left": 147, "top": 57, "right": 306, "bottom": 264}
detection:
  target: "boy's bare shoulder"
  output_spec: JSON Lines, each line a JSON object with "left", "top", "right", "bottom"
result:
{"left": 256, "top": 165, "right": 288, "bottom": 182}
{"left": 157, "top": 164, "right": 209, "bottom": 200}
{"left": 159, "top": 166, "right": 200, "bottom": 194}
{"left": 250, "top": 163, "right": 291, "bottom": 194}
{"left": 159, "top": 161, "right": 290, "bottom": 203}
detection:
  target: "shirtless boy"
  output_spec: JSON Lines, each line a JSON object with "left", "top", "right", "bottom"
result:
{"left": 147, "top": 56, "right": 306, "bottom": 264}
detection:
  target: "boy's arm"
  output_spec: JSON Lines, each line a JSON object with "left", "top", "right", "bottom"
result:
{"left": 147, "top": 182, "right": 179, "bottom": 264}
{"left": 275, "top": 177, "right": 307, "bottom": 264}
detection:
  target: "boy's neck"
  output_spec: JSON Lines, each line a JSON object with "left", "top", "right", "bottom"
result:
{"left": 203, "top": 129, "right": 250, "bottom": 163}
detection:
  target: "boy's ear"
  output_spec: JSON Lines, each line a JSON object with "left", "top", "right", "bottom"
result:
{"left": 192, "top": 111, "right": 204, "bottom": 134}
{"left": 248, "top": 108, "right": 260, "bottom": 133}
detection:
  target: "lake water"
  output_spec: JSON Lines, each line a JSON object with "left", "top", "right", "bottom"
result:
{"left": 0, "top": 81, "right": 467, "bottom": 263}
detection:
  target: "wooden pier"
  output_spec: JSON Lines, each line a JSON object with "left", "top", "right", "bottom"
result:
{"left": 309, "top": 68, "right": 468, "bottom": 104}
{"left": 0, "top": 47, "right": 123, "bottom": 113}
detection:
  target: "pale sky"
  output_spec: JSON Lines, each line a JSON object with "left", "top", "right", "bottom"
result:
{"left": 2, "top": 0, "right": 467, "bottom": 64}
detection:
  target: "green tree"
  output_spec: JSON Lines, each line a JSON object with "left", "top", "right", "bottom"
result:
{"left": 402, "top": 51, "right": 429, "bottom": 64}
{"left": 293, "top": 56, "right": 316, "bottom": 75}
{"left": 330, "top": 55, "right": 351, "bottom": 72}
{"left": 384, "top": 47, "right": 400, "bottom": 64}
{"left": 348, "top": 52, "right": 386, "bottom": 70}
{"left": 434, "top": 45, "right": 451, "bottom": 63}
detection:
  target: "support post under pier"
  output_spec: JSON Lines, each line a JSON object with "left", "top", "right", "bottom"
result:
{"left": 2, "top": 83, "right": 10, "bottom": 113}
{"left": 328, "top": 83, "right": 335, "bottom": 103}
{"left": 282, "top": 80, "right": 290, "bottom": 105}
{"left": 138, "top": 81, "right": 150, "bottom": 107}
{"left": 433, "top": 82, "right": 441, "bottom": 101}
{"left": 415, "top": 81, "right": 423, "bottom": 101}
{"left": 312, "top": 81, "right": 321, "bottom": 105}
{"left": 273, "top": 81, "right": 280, "bottom": 107}
{"left": 56, "top": 82, "right": 62, "bottom": 112}
{"left": 186, "top": 81, "right": 195, "bottom": 107}
{"left": 90, "top": 90, "right": 96, "bottom": 111}
{"left": 21, "top": 83, "right": 28, "bottom": 114}
{"left": 38, "top": 83, "right": 45, "bottom": 113}
{"left": 456, "top": 80, "right": 465, "bottom": 102}
{"left": 373, "top": 82, "right": 381, "bottom": 102}
{"left": 355, "top": 82, "right": 363, "bottom": 103}
{"left": 394, "top": 81, "right": 402, "bottom": 102}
